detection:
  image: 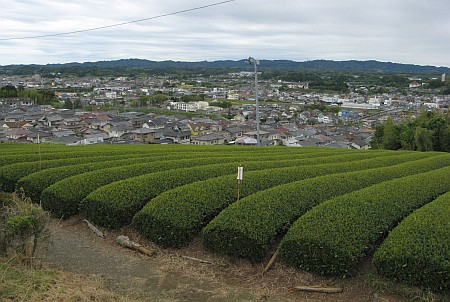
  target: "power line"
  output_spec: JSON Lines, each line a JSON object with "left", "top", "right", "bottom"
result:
{"left": 0, "top": 0, "right": 236, "bottom": 41}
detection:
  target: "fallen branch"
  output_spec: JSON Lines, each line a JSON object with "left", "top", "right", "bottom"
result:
{"left": 84, "top": 219, "right": 105, "bottom": 238}
{"left": 291, "top": 286, "right": 343, "bottom": 294}
{"left": 116, "top": 235, "right": 155, "bottom": 256}
{"left": 181, "top": 255, "right": 213, "bottom": 264}
{"left": 263, "top": 248, "right": 279, "bottom": 274}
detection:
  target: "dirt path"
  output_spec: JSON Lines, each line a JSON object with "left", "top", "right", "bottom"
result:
{"left": 44, "top": 216, "right": 407, "bottom": 302}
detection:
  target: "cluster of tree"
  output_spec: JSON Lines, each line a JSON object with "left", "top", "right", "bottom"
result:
{"left": 178, "top": 94, "right": 205, "bottom": 103}
{"left": 304, "top": 103, "right": 340, "bottom": 113}
{"left": 370, "top": 111, "right": 450, "bottom": 152}
{"left": 63, "top": 100, "right": 82, "bottom": 109}
{"left": 138, "top": 94, "right": 169, "bottom": 107}
{"left": 0, "top": 85, "right": 56, "bottom": 105}
{"left": 0, "top": 85, "right": 18, "bottom": 97}
{"left": 210, "top": 100, "right": 232, "bottom": 108}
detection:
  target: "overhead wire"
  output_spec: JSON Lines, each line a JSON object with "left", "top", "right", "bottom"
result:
{"left": 0, "top": 0, "right": 236, "bottom": 41}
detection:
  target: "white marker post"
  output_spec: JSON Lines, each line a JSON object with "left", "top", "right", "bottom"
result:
{"left": 237, "top": 166, "right": 243, "bottom": 201}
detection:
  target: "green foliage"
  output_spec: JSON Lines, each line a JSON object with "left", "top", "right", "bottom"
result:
{"left": 414, "top": 127, "right": 433, "bottom": 151}
{"left": 15, "top": 154, "right": 182, "bottom": 202}
{"left": 0, "top": 85, "right": 18, "bottom": 97}
{"left": 17, "top": 88, "right": 57, "bottom": 105}
{"left": 81, "top": 152, "right": 326, "bottom": 229}
{"left": 279, "top": 164, "right": 450, "bottom": 277}
{"left": 373, "top": 191, "right": 450, "bottom": 292}
{"left": 1, "top": 152, "right": 148, "bottom": 192}
{"left": 4, "top": 142, "right": 450, "bottom": 290}
{"left": 179, "top": 94, "right": 204, "bottom": 102}
{"left": 304, "top": 104, "right": 340, "bottom": 113}
{"left": 382, "top": 118, "right": 401, "bottom": 150}
{"left": 212, "top": 100, "right": 232, "bottom": 108}
{"left": 0, "top": 144, "right": 157, "bottom": 167}
{"left": 41, "top": 151, "right": 289, "bottom": 218}
{"left": 132, "top": 150, "right": 399, "bottom": 248}
{"left": 375, "top": 111, "right": 450, "bottom": 152}
{"left": 377, "top": 74, "right": 409, "bottom": 88}
{"left": 139, "top": 94, "right": 168, "bottom": 107}
{"left": 370, "top": 124, "right": 384, "bottom": 149}
{"left": 203, "top": 153, "right": 443, "bottom": 262}
{"left": 63, "top": 99, "right": 82, "bottom": 109}
{"left": 0, "top": 192, "right": 50, "bottom": 264}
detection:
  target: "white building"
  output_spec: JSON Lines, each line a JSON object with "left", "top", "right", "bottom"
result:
{"left": 170, "top": 101, "right": 210, "bottom": 112}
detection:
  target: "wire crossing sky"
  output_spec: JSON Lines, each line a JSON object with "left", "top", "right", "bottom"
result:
{"left": 0, "top": 0, "right": 449, "bottom": 67}
{"left": 0, "top": 0, "right": 236, "bottom": 41}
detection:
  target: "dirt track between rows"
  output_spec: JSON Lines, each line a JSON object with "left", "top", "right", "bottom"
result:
{"left": 44, "top": 216, "right": 407, "bottom": 302}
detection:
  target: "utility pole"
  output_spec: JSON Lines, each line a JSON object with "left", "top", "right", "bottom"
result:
{"left": 247, "top": 57, "right": 260, "bottom": 146}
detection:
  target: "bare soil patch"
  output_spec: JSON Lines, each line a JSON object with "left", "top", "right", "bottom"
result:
{"left": 43, "top": 215, "right": 408, "bottom": 302}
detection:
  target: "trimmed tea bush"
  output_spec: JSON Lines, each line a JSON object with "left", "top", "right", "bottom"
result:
{"left": 132, "top": 151, "right": 409, "bottom": 247}
{"left": 81, "top": 150, "right": 352, "bottom": 229}
{"left": 0, "top": 147, "right": 156, "bottom": 167}
{"left": 41, "top": 153, "right": 300, "bottom": 218}
{"left": 0, "top": 155, "right": 140, "bottom": 192}
{"left": 15, "top": 151, "right": 259, "bottom": 202}
{"left": 203, "top": 153, "right": 448, "bottom": 262}
{"left": 279, "top": 164, "right": 450, "bottom": 277}
{"left": 373, "top": 191, "right": 450, "bottom": 292}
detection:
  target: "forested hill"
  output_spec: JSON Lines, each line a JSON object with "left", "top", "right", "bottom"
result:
{"left": 1, "top": 59, "right": 449, "bottom": 75}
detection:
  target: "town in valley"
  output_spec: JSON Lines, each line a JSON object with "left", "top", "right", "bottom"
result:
{"left": 1, "top": 62, "right": 449, "bottom": 149}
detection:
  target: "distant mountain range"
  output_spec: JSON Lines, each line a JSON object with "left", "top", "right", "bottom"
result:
{"left": 1, "top": 59, "right": 449, "bottom": 74}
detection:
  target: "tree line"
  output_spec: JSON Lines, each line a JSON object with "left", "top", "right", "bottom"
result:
{"left": 370, "top": 111, "right": 450, "bottom": 152}
{"left": 0, "top": 85, "right": 56, "bottom": 105}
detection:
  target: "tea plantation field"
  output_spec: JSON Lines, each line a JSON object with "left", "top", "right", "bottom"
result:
{"left": 1, "top": 143, "right": 449, "bottom": 292}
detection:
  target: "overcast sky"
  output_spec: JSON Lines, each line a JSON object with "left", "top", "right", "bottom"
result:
{"left": 0, "top": 0, "right": 449, "bottom": 67}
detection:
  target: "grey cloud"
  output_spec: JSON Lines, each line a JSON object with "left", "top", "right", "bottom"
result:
{"left": 0, "top": 0, "right": 449, "bottom": 66}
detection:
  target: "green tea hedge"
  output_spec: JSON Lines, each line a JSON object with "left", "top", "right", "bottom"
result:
{"left": 0, "top": 147, "right": 154, "bottom": 167}
{"left": 203, "top": 153, "right": 448, "bottom": 262}
{"left": 41, "top": 153, "right": 295, "bottom": 218}
{"left": 132, "top": 151, "right": 406, "bottom": 248}
{"left": 81, "top": 150, "right": 347, "bottom": 229}
{"left": 15, "top": 155, "right": 177, "bottom": 202}
{"left": 373, "top": 191, "right": 450, "bottom": 292}
{"left": 0, "top": 154, "right": 143, "bottom": 192}
{"left": 14, "top": 151, "right": 262, "bottom": 202}
{"left": 279, "top": 164, "right": 450, "bottom": 277}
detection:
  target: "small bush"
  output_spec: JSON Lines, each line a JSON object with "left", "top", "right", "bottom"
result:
{"left": 0, "top": 191, "right": 50, "bottom": 265}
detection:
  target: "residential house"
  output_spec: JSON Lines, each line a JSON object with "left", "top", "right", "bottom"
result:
{"left": 80, "top": 133, "right": 109, "bottom": 145}
{"left": 350, "top": 138, "right": 371, "bottom": 150}
{"left": 325, "top": 141, "right": 352, "bottom": 149}
{"left": 235, "top": 136, "right": 257, "bottom": 145}
{"left": 223, "top": 126, "right": 244, "bottom": 142}
{"left": 191, "top": 133, "right": 225, "bottom": 145}
{"left": 108, "top": 125, "right": 130, "bottom": 139}
{"left": 25, "top": 131, "right": 53, "bottom": 143}
{"left": 312, "top": 134, "right": 334, "bottom": 145}
{"left": 39, "top": 114, "right": 63, "bottom": 127}
{"left": 243, "top": 130, "right": 271, "bottom": 142}
{"left": 142, "top": 120, "right": 165, "bottom": 130}
{"left": 52, "top": 129, "right": 76, "bottom": 138}
{"left": 131, "top": 128, "right": 161, "bottom": 143}
{"left": 1, "top": 97, "right": 35, "bottom": 109}
{"left": 162, "top": 124, "right": 191, "bottom": 144}
{"left": 5, "top": 128, "right": 33, "bottom": 140}
{"left": 49, "top": 136, "right": 81, "bottom": 145}
{"left": 2, "top": 121, "right": 28, "bottom": 130}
